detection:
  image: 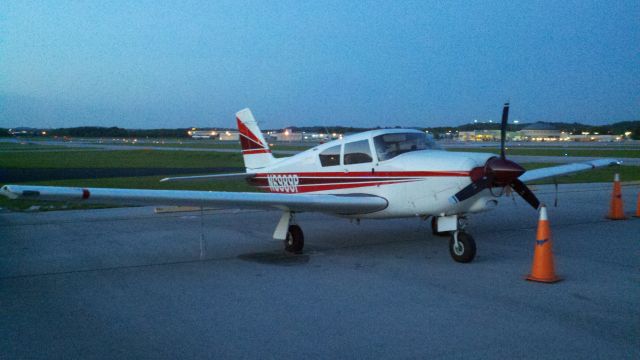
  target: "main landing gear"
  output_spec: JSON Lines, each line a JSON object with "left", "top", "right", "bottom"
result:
{"left": 432, "top": 215, "right": 477, "bottom": 263}
{"left": 274, "top": 211, "right": 304, "bottom": 254}
{"left": 284, "top": 224, "right": 304, "bottom": 254}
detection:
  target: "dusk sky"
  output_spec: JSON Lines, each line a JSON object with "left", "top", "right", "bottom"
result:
{"left": 1, "top": 1, "right": 638, "bottom": 129}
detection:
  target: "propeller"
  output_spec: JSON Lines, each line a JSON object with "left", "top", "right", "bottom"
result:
{"left": 450, "top": 102, "right": 540, "bottom": 209}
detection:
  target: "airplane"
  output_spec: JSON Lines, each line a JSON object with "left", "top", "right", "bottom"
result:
{"left": 1, "top": 103, "right": 618, "bottom": 263}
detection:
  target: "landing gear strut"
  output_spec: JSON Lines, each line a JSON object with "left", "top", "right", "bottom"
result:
{"left": 284, "top": 224, "right": 304, "bottom": 254}
{"left": 430, "top": 216, "right": 450, "bottom": 237}
{"left": 449, "top": 231, "right": 476, "bottom": 263}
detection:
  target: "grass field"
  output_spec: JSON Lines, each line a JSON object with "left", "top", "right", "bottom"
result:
{"left": 1, "top": 148, "right": 638, "bottom": 211}
{"left": 0, "top": 143, "right": 73, "bottom": 151}
{"left": 127, "top": 141, "right": 312, "bottom": 151}
{"left": 0, "top": 150, "right": 245, "bottom": 168}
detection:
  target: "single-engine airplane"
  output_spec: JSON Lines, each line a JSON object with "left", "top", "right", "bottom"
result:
{"left": 1, "top": 104, "right": 618, "bottom": 262}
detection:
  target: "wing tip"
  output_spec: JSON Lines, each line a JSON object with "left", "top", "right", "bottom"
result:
{"left": 1, "top": 185, "right": 16, "bottom": 199}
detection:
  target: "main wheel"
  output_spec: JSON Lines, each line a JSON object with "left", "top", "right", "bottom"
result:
{"left": 449, "top": 232, "right": 476, "bottom": 263}
{"left": 284, "top": 224, "right": 304, "bottom": 254}
{"left": 431, "top": 217, "right": 450, "bottom": 237}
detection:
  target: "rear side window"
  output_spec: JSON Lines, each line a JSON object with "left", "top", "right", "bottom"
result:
{"left": 344, "top": 140, "right": 372, "bottom": 165}
{"left": 319, "top": 145, "right": 341, "bottom": 166}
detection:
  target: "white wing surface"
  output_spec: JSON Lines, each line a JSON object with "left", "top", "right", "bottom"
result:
{"left": 160, "top": 172, "right": 255, "bottom": 182}
{"left": 519, "top": 159, "right": 619, "bottom": 183}
{"left": 0, "top": 185, "right": 387, "bottom": 215}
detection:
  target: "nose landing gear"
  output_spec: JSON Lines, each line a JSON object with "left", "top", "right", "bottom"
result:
{"left": 432, "top": 215, "right": 477, "bottom": 263}
{"left": 449, "top": 231, "right": 476, "bottom": 263}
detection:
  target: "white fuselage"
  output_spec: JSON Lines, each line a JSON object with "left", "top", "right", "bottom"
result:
{"left": 248, "top": 129, "right": 498, "bottom": 219}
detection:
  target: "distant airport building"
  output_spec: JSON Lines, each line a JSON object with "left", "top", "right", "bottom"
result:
{"left": 458, "top": 130, "right": 499, "bottom": 141}
{"left": 188, "top": 129, "right": 219, "bottom": 139}
{"left": 272, "top": 129, "right": 303, "bottom": 142}
{"left": 219, "top": 130, "right": 240, "bottom": 141}
{"left": 302, "top": 132, "right": 331, "bottom": 142}
{"left": 9, "top": 127, "right": 44, "bottom": 136}
{"left": 520, "top": 122, "right": 563, "bottom": 141}
{"left": 568, "top": 133, "right": 623, "bottom": 142}
{"left": 458, "top": 130, "right": 519, "bottom": 141}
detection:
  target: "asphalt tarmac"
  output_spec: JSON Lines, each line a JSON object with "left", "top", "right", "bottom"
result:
{"left": 1, "top": 183, "right": 638, "bottom": 359}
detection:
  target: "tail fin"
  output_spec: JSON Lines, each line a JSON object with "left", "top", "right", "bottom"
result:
{"left": 236, "top": 108, "right": 276, "bottom": 170}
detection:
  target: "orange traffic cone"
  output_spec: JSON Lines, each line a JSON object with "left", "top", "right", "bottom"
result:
{"left": 606, "top": 173, "right": 627, "bottom": 220}
{"left": 526, "top": 205, "right": 562, "bottom": 283}
{"left": 635, "top": 191, "right": 640, "bottom": 218}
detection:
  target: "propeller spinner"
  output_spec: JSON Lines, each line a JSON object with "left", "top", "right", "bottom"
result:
{"left": 450, "top": 103, "right": 540, "bottom": 209}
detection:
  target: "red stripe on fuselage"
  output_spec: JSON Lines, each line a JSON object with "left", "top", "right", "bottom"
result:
{"left": 242, "top": 149, "right": 272, "bottom": 154}
{"left": 254, "top": 171, "right": 470, "bottom": 178}
{"left": 249, "top": 170, "right": 470, "bottom": 193}
{"left": 257, "top": 180, "right": 413, "bottom": 193}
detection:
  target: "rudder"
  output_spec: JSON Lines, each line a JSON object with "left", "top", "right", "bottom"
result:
{"left": 236, "top": 108, "right": 276, "bottom": 170}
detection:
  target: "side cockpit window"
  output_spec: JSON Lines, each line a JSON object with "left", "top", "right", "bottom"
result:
{"left": 374, "top": 132, "right": 434, "bottom": 161}
{"left": 344, "top": 140, "right": 372, "bottom": 165}
{"left": 319, "top": 145, "right": 341, "bottom": 166}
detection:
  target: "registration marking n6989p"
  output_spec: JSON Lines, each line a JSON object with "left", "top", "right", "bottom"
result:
{"left": 267, "top": 174, "right": 300, "bottom": 193}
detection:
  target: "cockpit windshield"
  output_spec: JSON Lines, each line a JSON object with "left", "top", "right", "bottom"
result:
{"left": 373, "top": 132, "right": 437, "bottom": 161}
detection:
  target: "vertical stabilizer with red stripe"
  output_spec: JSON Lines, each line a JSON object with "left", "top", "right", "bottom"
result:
{"left": 236, "top": 108, "right": 276, "bottom": 170}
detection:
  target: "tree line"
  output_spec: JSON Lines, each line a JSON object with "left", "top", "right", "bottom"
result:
{"left": 3, "top": 120, "right": 639, "bottom": 140}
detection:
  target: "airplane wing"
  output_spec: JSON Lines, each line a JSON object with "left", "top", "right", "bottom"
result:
{"left": 519, "top": 159, "right": 620, "bottom": 183}
{"left": 0, "top": 185, "right": 387, "bottom": 215}
{"left": 160, "top": 172, "right": 255, "bottom": 182}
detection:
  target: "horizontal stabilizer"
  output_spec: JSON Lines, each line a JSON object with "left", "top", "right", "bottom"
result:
{"left": 160, "top": 173, "right": 255, "bottom": 183}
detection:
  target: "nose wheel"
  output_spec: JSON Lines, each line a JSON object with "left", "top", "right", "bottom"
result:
{"left": 449, "top": 231, "right": 476, "bottom": 263}
{"left": 284, "top": 224, "right": 304, "bottom": 254}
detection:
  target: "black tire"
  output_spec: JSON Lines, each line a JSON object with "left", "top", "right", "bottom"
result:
{"left": 449, "top": 232, "right": 476, "bottom": 263}
{"left": 284, "top": 224, "right": 304, "bottom": 254}
{"left": 431, "top": 217, "right": 450, "bottom": 237}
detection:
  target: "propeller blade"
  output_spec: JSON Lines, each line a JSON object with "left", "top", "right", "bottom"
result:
{"left": 510, "top": 178, "right": 540, "bottom": 209}
{"left": 450, "top": 175, "right": 494, "bottom": 204}
{"left": 500, "top": 102, "right": 509, "bottom": 159}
